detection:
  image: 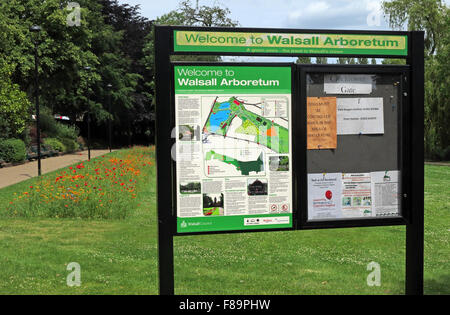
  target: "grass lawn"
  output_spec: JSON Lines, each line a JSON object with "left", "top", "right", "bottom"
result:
{"left": 0, "top": 151, "right": 448, "bottom": 295}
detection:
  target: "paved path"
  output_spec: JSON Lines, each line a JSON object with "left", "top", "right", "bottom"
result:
{"left": 0, "top": 150, "right": 113, "bottom": 189}
{"left": 425, "top": 161, "right": 450, "bottom": 166}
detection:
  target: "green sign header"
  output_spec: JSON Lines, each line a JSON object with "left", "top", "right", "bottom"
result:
{"left": 174, "top": 65, "right": 291, "bottom": 94}
{"left": 174, "top": 30, "right": 408, "bottom": 56}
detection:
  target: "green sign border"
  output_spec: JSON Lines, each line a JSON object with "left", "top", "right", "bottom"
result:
{"left": 178, "top": 214, "right": 293, "bottom": 233}
{"left": 174, "top": 65, "right": 292, "bottom": 94}
{"left": 173, "top": 30, "right": 408, "bottom": 56}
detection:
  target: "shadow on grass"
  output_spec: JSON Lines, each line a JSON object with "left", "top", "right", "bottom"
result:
{"left": 425, "top": 274, "right": 450, "bottom": 295}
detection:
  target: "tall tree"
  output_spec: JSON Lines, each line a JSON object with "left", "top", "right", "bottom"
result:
{"left": 357, "top": 58, "right": 369, "bottom": 64}
{"left": 382, "top": 0, "right": 447, "bottom": 55}
{"left": 142, "top": 0, "right": 238, "bottom": 142}
{"left": 178, "top": 0, "right": 238, "bottom": 27}
{"left": 0, "top": 60, "right": 31, "bottom": 139}
{"left": 382, "top": 0, "right": 449, "bottom": 159}
{"left": 296, "top": 57, "right": 312, "bottom": 64}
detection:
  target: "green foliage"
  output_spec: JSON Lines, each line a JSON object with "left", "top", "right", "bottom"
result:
{"left": 0, "top": 162, "right": 447, "bottom": 294}
{"left": 178, "top": 0, "right": 238, "bottom": 27}
{"left": 0, "top": 60, "right": 31, "bottom": 139}
{"left": 382, "top": 0, "right": 450, "bottom": 160}
{"left": 39, "top": 108, "right": 60, "bottom": 137}
{"left": 59, "top": 138, "right": 78, "bottom": 153}
{"left": 142, "top": 0, "right": 238, "bottom": 108}
{"left": 382, "top": 0, "right": 447, "bottom": 55}
{"left": 315, "top": 57, "right": 328, "bottom": 64}
{"left": 55, "top": 124, "right": 78, "bottom": 142}
{"left": 0, "top": 138, "right": 26, "bottom": 163}
{"left": 43, "top": 138, "right": 65, "bottom": 153}
{"left": 381, "top": 58, "right": 406, "bottom": 65}
{"left": 0, "top": 0, "right": 239, "bottom": 146}
{"left": 296, "top": 57, "right": 312, "bottom": 64}
{"left": 39, "top": 107, "right": 79, "bottom": 152}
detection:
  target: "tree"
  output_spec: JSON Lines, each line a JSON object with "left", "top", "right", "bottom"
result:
{"left": 97, "top": 0, "right": 153, "bottom": 144}
{"left": 0, "top": 60, "right": 31, "bottom": 139}
{"left": 296, "top": 57, "right": 312, "bottom": 64}
{"left": 142, "top": 0, "right": 238, "bottom": 141}
{"left": 178, "top": 0, "right": 238, "bottom": 27}
{"left": 382, "top": 0, "right": 449, "bottom": 159}
{"left": 382, "top": 0, "right": 447, "bottom": 55}
{"left": 357, "top": 58, "right": 369, "bottom": 65}
{"left": 0, "top": 0, "right": 100, "bottom": 121}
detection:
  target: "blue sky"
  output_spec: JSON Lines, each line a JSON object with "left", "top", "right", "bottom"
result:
{"left": 118, "top": 0, "right": 393, "bottom": 30}
{"left": 117, "top": 0, "right": 449, "bottom": 62}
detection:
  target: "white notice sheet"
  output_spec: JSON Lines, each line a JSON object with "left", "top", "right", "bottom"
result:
{"left": 341, "top": 173, "right": 373, "bottom": 218}
{"left": 308, "top": 173, "right": 342, "bottom": 220}
{"left": 371, "top": 170, "right": 401, "bottom": 217}
{"left": 337, "top": 98, "right": 384, "bottom": 135}
{"left": 324, "top": 74, "right": 373, "bottom": 95}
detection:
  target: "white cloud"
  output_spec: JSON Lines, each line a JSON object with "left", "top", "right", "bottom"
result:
{"left": 117, "top": 0, "right": 391, "bottom": 30}
{"left": 285, "top": 0, "right": 389, "bottom": 30}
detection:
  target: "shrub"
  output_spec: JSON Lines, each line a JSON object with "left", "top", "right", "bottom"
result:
{"left": 60, "top": 138, "right": 78, "bottom": 153}
{"left": 44, "top": 138, "right": 66, "bottom": 153}
{"left": 56, "top": 123, "right": 78, "bottom": 141}
{"left": 40, "top": 107, "right": 79, "bottom": 143}
{"left": 39, "top": 108, "right": 60, "bottom": 137}
{"left": 77, "top": 136, "right": 86, "bottom": 150}
{"left": 0, "top": 138, "right": 26, "bottom": 163}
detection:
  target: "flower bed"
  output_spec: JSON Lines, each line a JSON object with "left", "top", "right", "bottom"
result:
{"left": 6, "top": 146, "right": 155, "bottom": 219}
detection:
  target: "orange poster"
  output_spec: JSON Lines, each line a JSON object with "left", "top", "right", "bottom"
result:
{"left": 307, "top": 97, "right": 337, "bottom": 150}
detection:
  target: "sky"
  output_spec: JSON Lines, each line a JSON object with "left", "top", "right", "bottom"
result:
{"left": 117, "top": 0, "right": 447, "bottom": 62}
{"left": 117, "top": 0, "right": 393, "bottom": 30}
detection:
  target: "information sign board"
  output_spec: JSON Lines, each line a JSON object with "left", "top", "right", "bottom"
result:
{"left": 174, "top": 65, "right": 294, "bottom": 233}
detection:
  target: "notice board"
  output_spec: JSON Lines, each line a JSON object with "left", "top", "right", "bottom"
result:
{"left": 303, "top": 66, "right": 409, "bottom": 223}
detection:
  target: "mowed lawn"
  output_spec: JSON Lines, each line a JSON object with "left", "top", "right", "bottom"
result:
{"left": 0, "top": 152, "right": 448, "bottom": 294}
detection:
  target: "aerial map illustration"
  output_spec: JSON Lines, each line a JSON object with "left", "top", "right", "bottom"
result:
{"left": 203, "top": 96, "right": 289, "bottom": 154}
{"left": 202, "top": 96, "right": 289, "bottom": 177}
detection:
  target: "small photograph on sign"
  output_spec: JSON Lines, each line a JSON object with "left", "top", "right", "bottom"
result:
{"left": 180, "top": 182, "right": 201, "bottom": 195}
{"left": 179, "top": 125, "right": 200, "bottom": 141}
{"left": 203, "top": 193, "right": 224, "bottom": 216}
{"left": 269, "top": 155, "right": 290, "bottom": 172}
{"left": 247, "top": 178, "right": 268, "bottom": 196}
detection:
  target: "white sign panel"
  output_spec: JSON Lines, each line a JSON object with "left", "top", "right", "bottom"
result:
{"left": 341, "top": 173, "right": 373, "bottom": 218}
{"left": 371, "top": 170, "right": 401, "bottom": 217}
{"left": 337, "top": 97, "right": 384, "bottom": 135}
{"left": 324, "top": 74, "right": 373, "bottom": 95}
{"left": 308, "top": 173, "right": 342, "bottom": 220}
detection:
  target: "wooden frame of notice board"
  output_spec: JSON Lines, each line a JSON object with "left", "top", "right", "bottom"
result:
{"left": 298, "top": 65, "right": 411, "bottom": 230}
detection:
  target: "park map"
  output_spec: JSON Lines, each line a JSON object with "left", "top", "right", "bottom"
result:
{"left": 203, "top": 97, "right": 289, "bottom": 176}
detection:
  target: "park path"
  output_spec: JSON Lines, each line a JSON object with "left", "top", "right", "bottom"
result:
{"left": 0, "top": 150, "right": 113, "bottom": 189}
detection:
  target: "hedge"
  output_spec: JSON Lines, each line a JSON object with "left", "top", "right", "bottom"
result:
{"left": 0, "top": 138, "right": 26, "bottom": 163}
{"left": 43, "top": 138, "right": 66, "bottom": 153}
{"left": 60, "top": 138, "right": 78, "bottom": 153}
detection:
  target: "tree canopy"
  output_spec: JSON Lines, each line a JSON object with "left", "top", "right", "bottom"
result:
{"left": 0, "top": 0, "right": 237, "bottom": 146}
{"left": 382, "top": 0, "right": 450, "bottom": 159}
